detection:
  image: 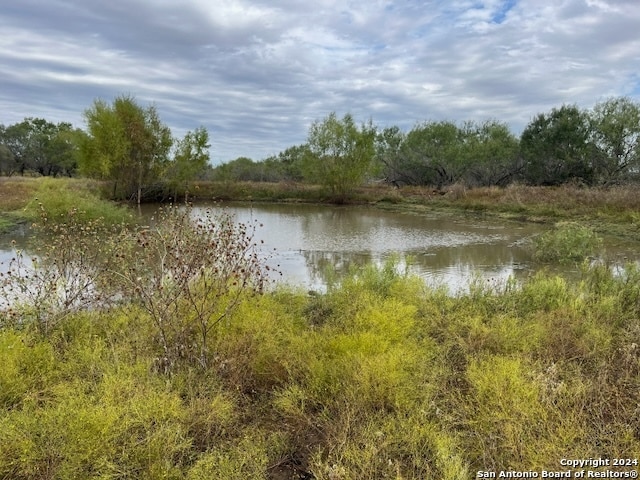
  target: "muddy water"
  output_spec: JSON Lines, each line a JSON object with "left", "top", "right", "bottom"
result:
{"left": 182, "top": 202, "right": 639, "bottom": 293}
{"left": 2, "top": 202, "right": 639, "bottom": 295}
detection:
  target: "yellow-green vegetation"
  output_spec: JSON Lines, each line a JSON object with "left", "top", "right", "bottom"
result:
{"left": 0, "top": 176, "right": 131, "bottom": 231}
{"left": 23, "top": 177, "right": 132, "bottom": 226}
{"left": 0, "top": 177, "right": 40, "bottom": 232}
{"left": 1, "top": 258, "right": 639, "bottom": 479}
{"left": 533, "top": 222, "right": 602, "bottom": 264}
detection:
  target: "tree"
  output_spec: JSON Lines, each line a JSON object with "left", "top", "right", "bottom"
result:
{"left": 0, "top": 118, "right": 79, "bottom": 176}
{"left": 0, "top": 144, "right": 15, "bottom": 176}
{"left": 166, "top": 126, "right": 210, "bottom": 201}
{"left": 376, "top": 121, "right": 461, "bottom": 188}
{"left": 458, "top": 120, "right": 522, "bottom": 187}
{"left": 520, "top": 105, "right": 595, "bottom": 186}
{"left": 589, "top": 96, "right": 640, "bottom": 184}
{"left": 0, "top": 120, "right": 32, "bottom": 175}
{"left": 262, "top": 144, "right": 309, "bottom": 181}
{"left": 375, "top": 125, "right": 407, "bottom": 185}
{"left": 303, "top": 112, "right": 376, "bottom": 199}
{"left": 80, "top": 95, "right": 173, "bottom": 203}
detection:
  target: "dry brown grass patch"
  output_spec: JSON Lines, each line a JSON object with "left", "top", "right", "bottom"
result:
{"left": 0, "top": 176, "right": 40, "bottom": 211}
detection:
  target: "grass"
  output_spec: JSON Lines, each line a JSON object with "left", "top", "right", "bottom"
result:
{"left": 23, "top": 177, "right": 133, "bottom": 226}
{"left": 0, "top": 177, "right": 132, "bottom": 231}
{"left": 2, "top": 177, "right": 639, "bottom": 477}
{"left": 1, "top": 258, "right": 639, "bottom": 478}
{"left": 532, "top": 222, "right": 602, "bottom": 264}
{"left": 0, "top": 177, "right": 40, "bottom": 232}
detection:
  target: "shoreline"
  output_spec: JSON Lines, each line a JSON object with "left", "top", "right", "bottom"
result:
{"left": 1, "top": 177, "right": 639, "bottom": 241}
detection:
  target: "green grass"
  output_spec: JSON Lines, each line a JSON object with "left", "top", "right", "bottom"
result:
{"left": 2, "top": 258, "right": 639, "bottom": 478}
{"left": 0, "top": 177, "right": 133, "bottom": 231}
{"left": 0, "top": 216, "right": 14, "bottom": 233}
{"left": 23, "top": 177, "right": 133, "bottom": 226}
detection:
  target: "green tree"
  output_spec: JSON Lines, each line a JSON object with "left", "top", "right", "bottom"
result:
{"left": 166, "top": 126, "right": 210, "bottom": 201}
{"left": 303, "top": 112, "right": 376, "bottom": 199}
{"left": 80, "top": 95, "right": 173, "bottom": 203}
{"left": 590, "top": 96, "right": 640, "bottom": 184}
{"left": 209, "top": 157, "right": 259, "bottom": 182}
{"left": 261, "top": 144, "right": 309, "bottom": 181}
{"left": 520, "top": 105, "right": 595, "bottom": 186}
{"left": 0, "top": 144, "right": 15, "bottom": 176}
{"left": 458, "top": 120, "right": 521, "bottom": 187}
{"left": 0, "top": 120, "right": 32, "bottom": 175}
{"left": 375, "top": 125, "right": 406, "bottom": 185}
{"left": 376, "top": 121, "right": 461, "bottom": 187}
{"left": 0, "top": 118, "right": 79, "bottom": 176}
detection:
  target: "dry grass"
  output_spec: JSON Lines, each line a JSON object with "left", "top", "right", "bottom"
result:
{"left": 193, "top": 180, "right": 329, "bottom": 203}
{"left": 410, "top": 183, "right": 640, "bottom": 225}
{"left": 0, "top": 177, "right": 40, "bottom": 211}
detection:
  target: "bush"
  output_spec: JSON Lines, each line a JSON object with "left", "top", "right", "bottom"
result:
{"left": 533, "top": 222, "right": 602, "bottom": 264}
{"left": 0, "top": 207, "right": 124, "bottom": 334}
{"left": 111, "top": 205, "right": 272, "bottom": 372}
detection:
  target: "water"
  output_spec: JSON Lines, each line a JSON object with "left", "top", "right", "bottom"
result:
{"left": 3, "top": 202, "right": 639, "bottom": 295}
{"left": 176, "top": 202, "right": 639, "bottom": 293}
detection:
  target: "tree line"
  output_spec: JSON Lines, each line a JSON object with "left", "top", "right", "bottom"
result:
{"left": 2, "top": 95, "right": 639, "bottom": 202}
{"left": 214, "top": 97, "right": 640, "bottom": 195}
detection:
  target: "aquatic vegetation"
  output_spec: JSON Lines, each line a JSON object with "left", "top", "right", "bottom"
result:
{"left": 533, "top": 222, "right": 602, "bottom": 264}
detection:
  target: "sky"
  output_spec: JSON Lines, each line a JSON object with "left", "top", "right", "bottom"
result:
{"left": 2, "top": 0, "right": 640, "bottom": 164}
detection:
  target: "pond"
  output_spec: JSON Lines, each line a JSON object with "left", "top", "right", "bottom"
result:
{"left": 158, "top": 202, "right": 639, "bottom": 293}
{"left": 2, "top": 202, "right": 639, "bottom": 295}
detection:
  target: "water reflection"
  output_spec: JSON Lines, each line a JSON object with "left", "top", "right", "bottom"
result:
{"left": 186, "top": 203, "right": 551, "bottom": 293}
{"left": 3, "top": 202, "right": 640, "bottom": 295}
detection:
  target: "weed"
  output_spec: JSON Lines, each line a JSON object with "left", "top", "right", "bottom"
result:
{"left": 533, "top": 222, "right": 602, "bottom": 264}
{"left": 2, "top": 233, "right": 640, "bottom": 477}
{"left": 110, "top": 205, "right": 272, "bottom": 372}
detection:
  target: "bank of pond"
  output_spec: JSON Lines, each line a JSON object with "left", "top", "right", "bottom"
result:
{"left": 1, "top": 257, "right": 639, "bottom": 478}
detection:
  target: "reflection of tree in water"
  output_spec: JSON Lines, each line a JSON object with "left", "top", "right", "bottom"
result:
{"left": 299, "top": 208, "right": 389, "bottom": 251}
{"left": 409, "top": 242, "right": 529, "bottom": 272}
{"left": 301, "top": 250, "right": 377, "bottom": 287}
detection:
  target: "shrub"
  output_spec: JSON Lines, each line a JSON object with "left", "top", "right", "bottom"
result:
{"left": 111, "top": 205, "right": 272, "bottom": 371}
{"left": 533, "top": 222, "right": 602, "bottom": 264}
{"left": 2, "top": 203, "right": 272, "bottom": 370}
{"left": 0, "top": 207, "right": 124, "bottom": 334}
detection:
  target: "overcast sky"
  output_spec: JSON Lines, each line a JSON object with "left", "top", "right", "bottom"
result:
{"left": 2, "top": 0, "right": 640, "bottom": 163}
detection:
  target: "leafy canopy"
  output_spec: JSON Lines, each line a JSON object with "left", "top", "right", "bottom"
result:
{"left": 303, "top": 112, "right": 376, "bottom": 198}
{"left": 79, "top": 95, "right": 172, "bottom": 203}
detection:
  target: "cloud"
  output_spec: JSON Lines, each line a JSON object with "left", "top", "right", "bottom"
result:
{"left": 1, "top": 0, "right": 639, "bottom": 163}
